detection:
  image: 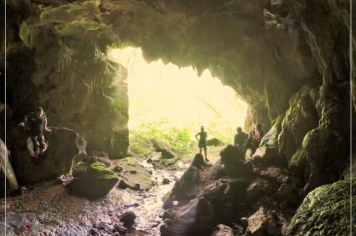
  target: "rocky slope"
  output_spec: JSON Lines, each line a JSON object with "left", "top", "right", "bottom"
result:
{"left": 0, "top": 0, "right": 354, "bottom": 235}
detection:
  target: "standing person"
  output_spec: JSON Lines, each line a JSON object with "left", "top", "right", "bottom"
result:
{"left": 24, "top": 107, "right": 51, "bottom": 156}
{"left": 195, "top": 126, "right": 209, "bottom": 162}
{"left": 234, "top": 127, "right": 247, "bottom": 148}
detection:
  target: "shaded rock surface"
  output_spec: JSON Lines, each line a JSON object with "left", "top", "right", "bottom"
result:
{"left": 0, "top": 139, "right": 18, "bottom": 196}
{"left": 68, "top": 162, "right": 119, "bottom": 199}
{"left": 10, "top": 127, "right": 86, "bottom": 184}
{"left": 286, "top": 180, "right": 356, "bottom": 236}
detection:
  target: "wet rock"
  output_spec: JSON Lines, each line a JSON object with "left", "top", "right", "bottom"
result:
{"left": 86, "top": 151, "right": 111, "bottom": 167}
{"left": 286, "top": 180, "right": 356, "bottom": 236}
{"left": 211, "top": 224, "right": 234, "bottom": 236}
{"left": 162, "top": 178, "right": 170, "bottom": 185}
{"left": 151, "top": 138, "right": 175, "bottom": 159}
{"left": 120, "top": 211, "right": 136, "bottom": 228}
{"left": 206, "top": 138, "right": 223, "bottom": 146}
{"left": 112, "top": 165, "right": 123, "bottom": 173}
{"left": 10, "top": 127, "right": 87, "bottom": 184}
{"left": 113, "top": 224, "right": 127, "bottom": 234}
{"left": 172, "top": 198, "right": 213, "bottom": 235}
{"left": 118, "top": 179, "right": 140, "bottom": 191}
{"left": 0, "top": 139, "right": 18, "bottom": 195}
{"left": 68, "top": 162, "right": 119, "bottom": 198}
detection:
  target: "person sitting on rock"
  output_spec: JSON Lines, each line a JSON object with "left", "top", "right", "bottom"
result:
{"left": 24, "top": 107, "right": 50, "bottom": 155}
{"left": 195, "top": 126, "right": 209, "bottom": 162}
{"left": 245, "top": 123, "right": 264, "bottom": 153}
{"left": 234, "top": 127, "right": 247, "bottom": 148}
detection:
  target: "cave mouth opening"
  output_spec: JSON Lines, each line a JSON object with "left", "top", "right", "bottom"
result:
{"left": 108, "top": 47, "right": 248, "bottom": 157}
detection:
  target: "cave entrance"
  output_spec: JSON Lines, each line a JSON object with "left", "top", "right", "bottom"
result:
{"left": 108, "top": 47, "right": 248, "bottom": 158}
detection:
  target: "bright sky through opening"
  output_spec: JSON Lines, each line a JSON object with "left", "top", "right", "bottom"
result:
{"left": 108, "top": 47, "right": 248, "bottom": 139}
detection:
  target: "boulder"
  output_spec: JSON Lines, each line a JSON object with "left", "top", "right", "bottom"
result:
{"left": 206, "top": 138, "right": 223, "bottom": 147}
{"left": 0, "top": 139, "right": 18, "bottom": 196}
{"left": 276, "top": 183, "right": 300, "bottom": 207}
{"left": 246, "top": 207, "right": 279, "bottom": 236}
{"left": 211, "top": 224, "right": 234, "bottom": 236}
{"left": 114, "top": 157, "right": 153, "bottom": 191}
{"left": 150, "top": 138, "right": 175, "bottom": 159}
{"left": 220, "top": 145, "right": 253, "bottom": 177}
{"left": 86, "top": 151, "right": 111, "bottom": 167}
{"left": 169, "top": 166, "right": 200, "bottom": 201}
{"left": 249, "top": 146, "right": 286, "bottom": 167}
{"left": 68, "top": 162, "right": 119, "bottom": 198}
{"left": 171, "top": 198, "right": 213, "bottom": 236}
{"left": 191, "top": 153, "right": 206, "bottom": 169}
{"left": 120, "top": 211, "right": 136, "bottom": 228}
{"left": 245, "top": 178, "right": 274, "bottom": 201}
{"left": 207, "top": 159, "right": 227, "bottom": 180}
{"left": 286, "top": 180, "right": 356, "bottom": 236}
{"left": 10, "top": 127, "right": 87, "bottom": 184}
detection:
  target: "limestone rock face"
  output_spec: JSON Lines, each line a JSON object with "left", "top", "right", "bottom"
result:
{"left": 10, "top": 127, "right": 86, "bottom": 184}
{"left": 286, "top": 180, "right": 356, "bottom": 236}
{"left": 68, "top": 162, "right": 119, "bottom": 199}
{"left": 0, "top": 139, "right": 18, "bottom": 196}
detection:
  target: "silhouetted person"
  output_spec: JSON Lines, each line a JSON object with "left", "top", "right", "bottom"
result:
{"left": 245, "top": 123, "right": 264, "bottom": 153}
{"left": 195, "top": 126, "right": 208, "bottom": 162}
{"left": 234, "top": 127, "right": 247, "bottom": 148}
{"left": 24, "top": 107, "right": 50, "bottom": 155}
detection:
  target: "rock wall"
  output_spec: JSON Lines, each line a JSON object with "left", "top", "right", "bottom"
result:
{"left": 2, "top": 0, "right": 354, "bottom": 193}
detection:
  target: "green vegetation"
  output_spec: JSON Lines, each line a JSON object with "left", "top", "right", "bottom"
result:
{"left": 129, "top": 119, "right": 237, "bottom": 159}
{"left": 129, "top": 120, "right": 196, "bottom": 158}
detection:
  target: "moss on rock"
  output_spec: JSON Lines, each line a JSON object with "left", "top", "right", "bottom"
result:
{"left": 286, "top": 180, "right": 356, "bottom": 236}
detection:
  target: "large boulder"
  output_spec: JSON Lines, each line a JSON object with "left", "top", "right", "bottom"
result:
{"left": 246, "top": 207, "right": 279, "bottom": 236}
{"left": 86, "top": 151, "right": 111, "bottom": 167}
{"left": 220, "top": 145, "right": 254, "bottom": 177}
{"left": 170, "top": 166, "right": 200, "bottom": 201}
{"left": 150, "top": 138, "right": 175, "bottom": 159}
{"left": 0, "top": 139, "right": 18, "bottom": 196}
{"left": 171, "top": 198, "right": 213, "bottom": 236}
{"left": 286, "top": 180, "right": 356, "bottom": 236}
{"left": 248, "top": 146, "right": 287, "bottom": 167}
{"left": 10, "top": 127, "right": 86, "bottom": 184}
{"left": 68, "top": 162, "right": 119, "bottom": 198}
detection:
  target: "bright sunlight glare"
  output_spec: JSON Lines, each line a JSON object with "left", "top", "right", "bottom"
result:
{"left": 108, "top": 47, "right": 248, "bottom": 142}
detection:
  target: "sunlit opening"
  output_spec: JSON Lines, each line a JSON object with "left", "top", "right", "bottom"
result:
{"left": 108, "top": 47, "right": 248, "bottom": 154}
